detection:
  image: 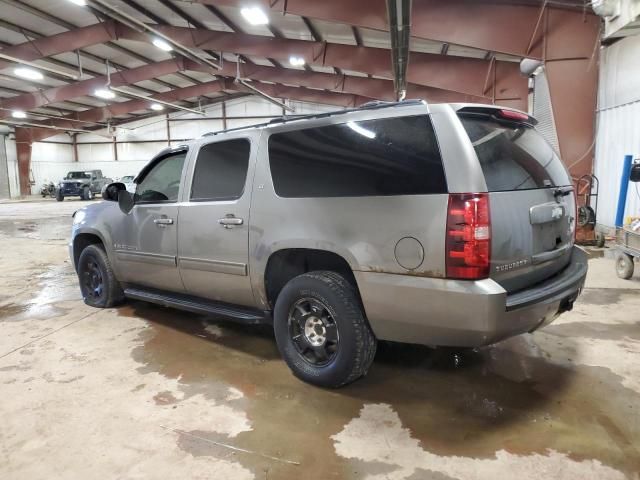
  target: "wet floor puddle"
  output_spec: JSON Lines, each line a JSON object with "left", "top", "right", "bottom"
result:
{"left": 0, "top": 264, "right": 77, "bottom": 322}
{"left": 118, "top": 302, "right": 640, "bottom": 479}
{"left": 0, "top": 218, "right": 71, "bottom": 241}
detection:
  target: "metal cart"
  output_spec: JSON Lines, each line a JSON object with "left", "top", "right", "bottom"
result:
{"left": 615, "top": 227, "right": 640, "bottom": 279}
{"left": 575, "top": 174, "right": 605, "bottom": 247}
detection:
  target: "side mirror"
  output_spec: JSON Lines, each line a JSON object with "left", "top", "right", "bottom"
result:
{"left": 118, "top": 189, "right": 135, "bottom": 214}
{"left": 103, "top": 182, "right": 126, "bottom": 201}
{"left": 630, "top": 163, "right": 640, "bottom": 182}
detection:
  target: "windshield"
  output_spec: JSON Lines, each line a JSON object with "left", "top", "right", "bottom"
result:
{"left": 66, "top": 172, "right": 92, "bottom": 179}
{"left": 459, "top": 115, "right": 571, "bottom": 191}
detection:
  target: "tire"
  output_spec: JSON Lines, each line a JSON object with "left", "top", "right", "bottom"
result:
{"left": 577, "top": 205, "right": 596, "bottom": 227}
{"left": 56, "top": 191, "right": 64, "bottom": 202}
{"left": 595, "top": 232, "right": 606, "bottom": 248}
{"left": 77, "top": 244, "right": 124, "bottom": 308}
{"left": 81, "top": 186, "right": 92, "bottom": 201}
{"left": 273, "top": 271, "right": 377, "bottom": 388}
{"left": 615, "top": 252, "right": 634, "bottom": 280}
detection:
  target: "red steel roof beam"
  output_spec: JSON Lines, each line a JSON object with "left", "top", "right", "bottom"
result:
{"left": 195, "top": 0, "right": 596, "bottom": 60}
{"left": 121, "top": 26, "right": 524, "bottom": 101}
{"left": 0, "top": 58, "right": 186, "bottom": 119}
{"left": 0, "top": 20, "right": 120, "bottom": 70}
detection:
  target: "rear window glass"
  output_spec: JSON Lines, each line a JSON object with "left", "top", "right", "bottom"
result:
{"left": 191, "top": 139, "right": 250, "bottom": 201}
{"left": 268, "top": 115, "right": 447, "bottom": 198}
{"left": 460, "top": 116, "right": 571, "bottom": 191}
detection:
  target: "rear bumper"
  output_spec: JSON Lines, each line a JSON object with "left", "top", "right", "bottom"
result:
{"left": 355, "top": 246, "right": 588, "bottom": 347}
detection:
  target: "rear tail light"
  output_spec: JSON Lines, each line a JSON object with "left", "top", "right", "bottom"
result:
{"left": 498, "top": 109, "right": 529, "bottom": 122}
{"left": 446, "top": 193, "right": 491, "bottom": 280}
{"left": 572, "top": 188, "right": 578, "bottom": 241}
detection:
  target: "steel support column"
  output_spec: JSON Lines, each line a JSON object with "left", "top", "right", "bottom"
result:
{"left": 14, "top": 128, "right": 32, "bottom": 196}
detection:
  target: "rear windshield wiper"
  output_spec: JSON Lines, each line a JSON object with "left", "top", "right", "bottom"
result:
{"left": 553, "top": 186, "right": 573, "bottom": 197}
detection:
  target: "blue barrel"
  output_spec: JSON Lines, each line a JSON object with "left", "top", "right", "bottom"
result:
{"left": 615, "top": 155, "right": 633, "bottom": 228}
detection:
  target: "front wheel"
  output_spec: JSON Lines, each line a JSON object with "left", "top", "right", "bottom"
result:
{"left": 56, "top": 191, "right": 64, "bottom": 202}
{"left": 81, "top": 186, "right": 93, "bottom": 200}
{"left": 273, "top": 271, "right": 376, "bottom": 388}
{"left": 77, "top": 244, "right": 124, "bottom": 307}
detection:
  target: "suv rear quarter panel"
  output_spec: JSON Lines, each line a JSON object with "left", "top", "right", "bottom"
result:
{"left": 249, "top": 105, "right": 457, "bottom": 310}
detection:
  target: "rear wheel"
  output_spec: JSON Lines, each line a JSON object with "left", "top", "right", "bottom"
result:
{"left": 616, "top": 252, "right": 634, "bottom": 280}
{"left": 273, "top": 271, "right": 376, "bottom": 388}
{"left": 77, "top": 244, "right": 124, "bottom": 307}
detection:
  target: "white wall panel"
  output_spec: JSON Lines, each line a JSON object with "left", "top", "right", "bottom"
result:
{"left": 117, "top": 141, "right": 166, "bottom": 163}
{"left": 594, "top": 35, "right": 640, "bottom": 229}
{"left": 170, "top": 119, "right": 224, "bottom": 139}
{"left": 77, "top": 143, "right": 112, "bottom": 163}
{"left": 594, "top": 102, "right": 640, "bottom": 228}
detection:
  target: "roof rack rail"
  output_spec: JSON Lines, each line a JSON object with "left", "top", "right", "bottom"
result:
{"left": 202, "top": 99, "right": 426, "bottom": 137}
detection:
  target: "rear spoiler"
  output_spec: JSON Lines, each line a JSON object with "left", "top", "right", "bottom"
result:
{"left": 457, "top": 106, "right": 538, "bottom": 126}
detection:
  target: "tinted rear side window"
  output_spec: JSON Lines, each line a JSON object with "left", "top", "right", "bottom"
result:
{"left": 459, "top": 116, "right": 571, "bottom": 191}
{"left": 268, "top": 115, "right": 446, "bottom": 198}
{"left": 191, "top": 139, "right": 250, "bottom": 201}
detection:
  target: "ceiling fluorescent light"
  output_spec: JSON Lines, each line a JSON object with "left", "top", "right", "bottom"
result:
{"left": 241, "top": 6, "right": 269, "bottom": 25}
{"left": 150, "top": 103, "right": 164, "bottom": 111}
{"left": 14, "top": 67, "right": 43, "bottom": 81}
{"left": 12, "top": 110, "right": 27, "bottom": 119}
{"left": 347, "top": 121, "right": 376, "bottom": 139}
{"left": 289, "top": 56, "right": 305, "bottom": 67}
{"left": 68, "top": 0, "right": 87, "bottom": 5}
{"left": 94, "top": 88, "right": 116, "bottom": 99}
{"left": 152, "top": 38, "right": 173, "bottom": 52}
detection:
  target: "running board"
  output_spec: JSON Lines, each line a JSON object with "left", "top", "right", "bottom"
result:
{"left": 124, "top": 287, "right": 270, "bottom": 324}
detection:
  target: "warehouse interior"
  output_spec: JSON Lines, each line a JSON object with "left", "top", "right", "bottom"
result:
{"left": 1, "top": 0, "right": 639, "bottom": 479}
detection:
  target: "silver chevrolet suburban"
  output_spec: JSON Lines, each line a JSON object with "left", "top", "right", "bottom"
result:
{"left": 69, "top": 100, "right": 587, "bottom": 387}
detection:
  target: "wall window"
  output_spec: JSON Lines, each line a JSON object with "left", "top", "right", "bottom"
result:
{"left": 191, "top": 139, "right": 250, "bottom": 201}
{"left": 268, "top": 115, "right": 446, "bottom": 198}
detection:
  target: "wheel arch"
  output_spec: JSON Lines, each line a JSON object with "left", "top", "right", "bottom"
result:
{"left": 263, "top": 248, "right": 359, "bottom": 309}
{"left": 73, "top": 230, "right": 107, "bottom": 271}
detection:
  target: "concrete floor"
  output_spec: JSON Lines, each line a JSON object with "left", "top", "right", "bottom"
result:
{"left": 1, "top": 198, "right": 639, "bottom": 480}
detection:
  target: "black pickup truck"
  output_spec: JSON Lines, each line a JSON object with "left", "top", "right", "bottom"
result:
{"left": 56, "top": 170, "right": 113, "bottom": 201}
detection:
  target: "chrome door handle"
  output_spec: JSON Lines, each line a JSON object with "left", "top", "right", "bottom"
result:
{"left": 153, "top": 218, "right": 174, "bottom": 226}
{"left": 218, "top": 216, "right": 243, "bottom": 227}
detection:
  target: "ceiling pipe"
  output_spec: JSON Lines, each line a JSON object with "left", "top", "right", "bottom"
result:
{"left": 231, "top": 57, "right": 294, "bottom": 112}
{"left": 234, "top": 79, "right": 295, "bottom": 112}
{"left": 109, "top": 87, "right": 206, "bottom": 115}
{"left": 0, "top": 108, "right": 110, "bottom": 127}
{"left": 0, "top": 52, "right": 79, "bottom": 80}
{"left": 386, "top": 0, "right": 412, "bottom": 101}
{"left": 85, "top": 0, "right": 221, "bottom": 72}
{"left": 0, "top": 119, "right": 90, "bottom": 133}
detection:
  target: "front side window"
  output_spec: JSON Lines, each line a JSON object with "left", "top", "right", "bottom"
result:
{"left": 136, "top": 152, "right": 187, "bottom": 203}
{"left": 268, "top": 115, "right": 446, "bottom": 198}
{"left": 190, "top": 139, "right": 250, "bottom": 201}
